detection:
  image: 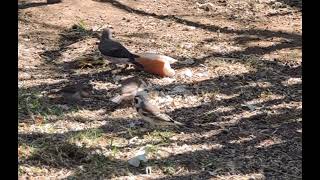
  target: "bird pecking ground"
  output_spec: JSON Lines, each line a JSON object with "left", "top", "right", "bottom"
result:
{"left": 18, "top": 0, "right": 301, "bottom": 179}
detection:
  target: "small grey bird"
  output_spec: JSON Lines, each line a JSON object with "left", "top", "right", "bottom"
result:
{"left": 59, "top": 84, "right": 93, "bottom": 104}
{"left": 98, "top": 28, "right": 143, "bottom": 69}
{"left": 133, "top": 91, "right": 184, "bottom": 128}
{"left": 111, "top": 77, "right": 149, "bottom": 104}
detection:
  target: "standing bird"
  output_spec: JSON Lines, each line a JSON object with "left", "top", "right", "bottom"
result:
{"left": 111, "top": 77, "right": 149, "bottom": 104}
{"left": 135, "top": 53, "right": 176, "bottom": 77}
{"left": 98, "top": 28, "right": 143, "bottom": 69}
{"left": 133, "top": 91, "right": 184, "bottom": 128}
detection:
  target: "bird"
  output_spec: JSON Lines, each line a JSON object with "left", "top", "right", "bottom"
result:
{"left": 59, "top": 83, "right": 93, "bottom": 104}
{"left": 133, "top": 91, "right": 184, "bottom": 128}
{"left": 135, "top": 53, "right": 176, "bottom": 77}
{"left": 98, "top": 28, "right": 143, "bottom": 69}
{"left": 111, "top": 77, "right": 149, "bottom": 104}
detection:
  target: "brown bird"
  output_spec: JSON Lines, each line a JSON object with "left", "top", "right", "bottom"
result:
{"left": 111, "top": 77, "right": 149, "bottom": 104}
{"left": 133, "top": 91, "right": 184, "bottom": 128}
{"left": 135, "top": 53, "right": 176, "bottom": 77}
{"left": 59, "top": 84, "right": 93, "bottom": 104}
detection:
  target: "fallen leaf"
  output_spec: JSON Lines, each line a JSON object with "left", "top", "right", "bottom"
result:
{"left": 181, "top": 69, "right": 193, "bottom": 78}
{"left": 128, "top": 147, "right": 149, "bottom": 167}
{"left": 34, "top": 115, "right": 44, "bottom": 124}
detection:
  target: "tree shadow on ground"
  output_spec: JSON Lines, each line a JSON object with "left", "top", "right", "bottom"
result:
{"left": 18, "top": 2, "right": 48, "bottom": 10}
{"left": 19, "top": 102, "right": 301, "bottom": 179}
{"left": 94, "top": 0, "right": 301, "bottom": 71}
{"left": 276, "top": 0, "right": 302, "bottom": 10}
{"left": 18, "top": 53, "right": 302, "bottom": 178}
{"left": 18, "top": 130, "right": 144, "bottom": 178}
{"left": 94, "top": 0, "right": 301, "bottom": 39}
{"left": 39, "top": 24, "right": 101, "bottom": 62}
{"left": 18, "top": 0, "right": 62, "bottom": 10}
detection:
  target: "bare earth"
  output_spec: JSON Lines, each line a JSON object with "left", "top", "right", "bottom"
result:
{"left": 18, "top": 0, "right": 301, "bottom": 179}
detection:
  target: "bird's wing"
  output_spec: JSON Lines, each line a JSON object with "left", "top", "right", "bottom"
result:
{"left": 122, "top": 85, "right": 139, "bottom": 94}
{"left": 99, "top": 39, "right": 143, "bottom": 68}
{"left": 99, "top": 39, "right": 133, "bottom": 58}
{"left": 140, "top": 102, "right": 176, "bottom": 123}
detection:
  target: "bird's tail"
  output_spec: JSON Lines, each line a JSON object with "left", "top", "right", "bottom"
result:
{"left": 173, "top": 120, "right": 185, "bottom": 126}
{"left": 167, "top": 116, "right": 185, "bottom": 126}
{"left": 110, "top": 94, "right": 123, "bottom": 104}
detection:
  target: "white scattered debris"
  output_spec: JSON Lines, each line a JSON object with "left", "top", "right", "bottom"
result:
{"left": 181, "top": 69, "right": 193, "bottom": 78}
{"left": 208, "top": 171, "right": 216, "bottom": 176}
{"left": 93, "top": 24, "right": 110, "bottom": 31}
{"left": 18, "top": 82, "right": 23, "bottom": 88}
{"left": 179, "top": 59, "right": 195, "bottom": 65}
{"left": 188, "top": 26, "right": 196, "bottom": 30}
{"left": 196, "top": 2, "right": 216, "bottom": 11}
{"left": 128, "top": 136, "right": 139, "bottom": 144}
{"left": 145, "top": 166, "right": 152, "bottom": 175}
{"left": 241, "top": 103, "right": 258, "bottom": 111}
{"left": 195, "top": 71, "right": 209, "bottom": 77}
{"left": 282, "top": 78, "right": 301, "bottom": 86}
{"left": 156, "top": 95, "right": 174, "bottom": 106}
{"left": 128, "top": 147, "right": 149, "bottom": 167}
{"left": 199, "top": 63, "right": 208, "bottom": 69}
{"left": 182, "top": 43, "right": 193, "bottom": 50}
{"left": 128, "top": 121, "right": 144, "bottom": 128}
{"left": 171, "top": 85, "right": 188, "bottom": 94}
{"left": 92, "top": 25, "right": 104, "bottom": 31}
{"left": 56, "top": 105, "right": 69, "bottom": 110}
{"left": 19, "top": 72, "right": 31, "bottom": 79}
{"left": 129, "top": 122, "right": 136, "bottom": 128}
{"left": 161, "top": 77, "right": 176, "bottom": 84}
{"left": 272, "top": 2, "right": 286, "bottom": 9}
{"left": 183, "top": 26, "right": 196, "bottom": 31}
{"left": 112, "top": 75, "right": 122, "bottom": 82}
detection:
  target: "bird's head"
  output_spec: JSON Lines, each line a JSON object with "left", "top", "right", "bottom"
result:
{"left": 101, "top": 28, "right": 113, "bottom": 39}
{"left": 133, "top": 91, "right": 148, "bottom": 107}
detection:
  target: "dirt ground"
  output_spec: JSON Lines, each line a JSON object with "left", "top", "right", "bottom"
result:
{"left": 18, "top": 0, "right": 301, "bottom": 179}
